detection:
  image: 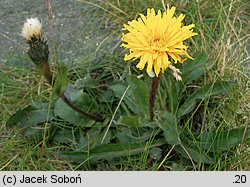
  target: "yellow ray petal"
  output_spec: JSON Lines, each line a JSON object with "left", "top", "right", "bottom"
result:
{"left": 146, "top": 54, "right": 153, "bottom": 75}
{"left": 136, "top": 54, "right": 147, "bottom": 70}
{"left": 154, "top": 57, "right": 162, "bottom": 77}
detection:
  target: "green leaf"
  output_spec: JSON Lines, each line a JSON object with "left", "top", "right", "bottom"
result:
{"left": 7, "top": 102, "right": 54, "bottom": 127}
{"left": 118, "top": 115, "right": 140, "bottom": 127}
{"left": 158, "top": 112, "right": 181, "bottom": 145}
{"left": 174, "top": 142, "right": 215, "bottom": 164}
{"left": 127, "top": 76, "right": 149, "bottom": 116}
{"left": 110, "top": 83, "right": 139, "bottom": 113}
{"left": 140, "top": 117, "right": 158, "bottom": 128}
{"left": 99, "top": 89, "right": 114, "bottom": 103}
{"left": 74, "top": 74, "right": 95, "bottom": 89}
{"left": 99, "top": 129, "right": 112, "bottom": 145}
{"left": 186, "top": 127, "right": 250, "bottom": 153}
{"left": 163, "top": 74, "right": 180, "bottom": 114}
{"left": 60, "top": 139, "right": 165, "bottom": 163}
{"left": 182, "top": 52, "right": 212, "bottom": 83}
{"left": 149, "top": 147, "right": 162, "bottom": 160}
{"left": 173, "top": 127, "right": 249, "bottom": 164}
{"left": 22, "top": 122, "right": 56, "bottom": 141}
{"left": 116, "top": 127, "right": 155, "bottom": 143}
{"left": 52, "top": 128, "right": 76, "bottom": 144}
{"left": 6, "top": 102, "right": 55, "bottom": 141}
{"left": 54, "top": 98, "right": 95, "bottom": 127}
{"left": 87, "top": 127, "right": 112, "bottom": 147}
{"left": 52, "top": 65, "right": 68, "bottom": 100}
{"left": 6, "top": 104, "right": 38, "bottom": 127}
{"left": 66, "top": 84, "right": 98, "bottom": 112}
{"left": 77, "top": 132, "right": 89, "bottom": 151}
{"left": 54, "top": 84, "right": 98, "bottom": 126}
{"left": 177, "top": 81, "right": 235, "bottom": 117}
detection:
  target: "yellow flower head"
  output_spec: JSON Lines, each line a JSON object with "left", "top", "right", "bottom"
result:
{"left": 121, "top": 6, "right": 197, "bottom": 77}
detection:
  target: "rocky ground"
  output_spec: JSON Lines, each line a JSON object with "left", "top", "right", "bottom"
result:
{"left": 0, "top": 0, "right": 119, "bottom": 66}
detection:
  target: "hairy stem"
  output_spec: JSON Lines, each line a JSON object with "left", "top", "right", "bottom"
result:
{"left": 28, "top": 38, "right": 103, "bottom": 122}
{"left": 35, "top": 61, "right": 103, "bottom": 122}
{"left": 59, "top": 92, "right": 104, "bottom": 122}
{"left": 37, "top": 62, "right": 53, "bottom": 84}
{"left": 149, "top": 75, "right": 160, "bottom": 121}
{"left": 44, "top": 65, "right": 103, "bottom": 122}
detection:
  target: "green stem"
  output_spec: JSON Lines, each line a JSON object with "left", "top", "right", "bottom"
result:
{"left": 149, "top": 75, "right": 160, "bottom": 121}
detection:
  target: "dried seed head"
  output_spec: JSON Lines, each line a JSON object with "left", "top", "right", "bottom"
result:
{"left": 22, "top": 18, "right": 42, "bottom": 42}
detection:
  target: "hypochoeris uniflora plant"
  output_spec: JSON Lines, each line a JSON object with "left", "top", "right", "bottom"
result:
{"left": 121, "top": 5, "right": 197, "bottom": 120}
{"left": 22, "top": 18, "right": 103, "bottom": 122}
{"left": 22, "top": 18, "right": 53, "bottom": 84}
